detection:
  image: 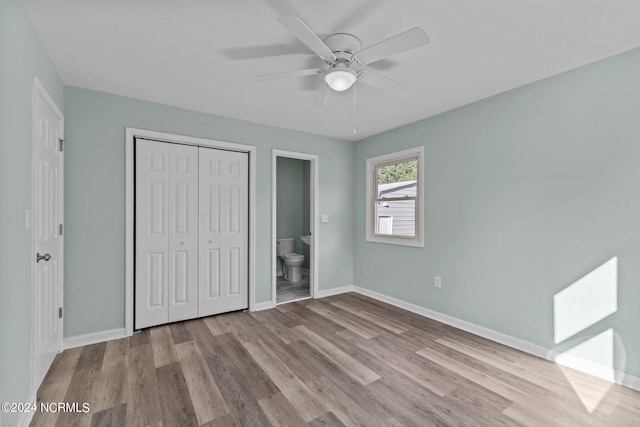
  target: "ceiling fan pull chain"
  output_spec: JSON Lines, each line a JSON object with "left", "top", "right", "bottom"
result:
{"left": 353, "top": 81, "right": 357, "bottom": 135}
{"left": 321, "top": 84, "right": 329, "bottom": 109}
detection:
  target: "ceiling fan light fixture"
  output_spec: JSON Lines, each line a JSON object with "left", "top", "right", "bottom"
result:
{"left": 324, "top": 68, "right": 357, "bottom": 92}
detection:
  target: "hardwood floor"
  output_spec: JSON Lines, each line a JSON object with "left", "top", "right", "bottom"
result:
{"left": 31, "top": 293, "right": 640, "bottom": 426}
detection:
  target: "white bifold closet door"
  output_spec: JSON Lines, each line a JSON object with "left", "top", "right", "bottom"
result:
{"left": 198, "top": 148, "right": 249, "bottom": 317}
{"left": 135, "top": 138, "right": 248, "bottom": 330}
{"left": 136, "top": 140, "right": 199, "bottom": 329}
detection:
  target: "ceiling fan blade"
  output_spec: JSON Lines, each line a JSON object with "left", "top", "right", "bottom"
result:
{"left": 277, "top": 16, "right": 337, "bottom": 62}
{"left": 358, "top": 70, "right": 413, "bottom": 96}
{"left": 254, "top": 68, "right": 323, "bottom": 82}
{"left": 352, "top": 27, "right": 429, "bottom": 65}
{"left": 221, "top": 43, "right": 309, "bottom": 60}
{"left": 301, "top": 57, "right": 326, "bottom": 91}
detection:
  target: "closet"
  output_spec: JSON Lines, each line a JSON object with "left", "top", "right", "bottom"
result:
{"left": 135, "top": 138, "right": 248, "bottom": 329}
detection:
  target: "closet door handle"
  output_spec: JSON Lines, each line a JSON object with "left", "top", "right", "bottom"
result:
{"left": 180, "top": 241, "right": 187, "bottom": 246}
{"left": 36, "top": 253, "right": 51, "bottom": 263}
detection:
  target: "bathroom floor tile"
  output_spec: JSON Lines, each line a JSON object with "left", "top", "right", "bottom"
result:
{"left": 277, "top": 272, "right": 311, "bottom": 304}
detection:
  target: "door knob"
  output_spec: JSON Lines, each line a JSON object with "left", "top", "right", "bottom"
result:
{"left": 208, "top": 240, "right": 213, "bottom": 244}
{"left": 36, "top": 253, "right": 51, "bottom": 263}
{"left": 180, "top": 241, "right": 187, "bottom": 245}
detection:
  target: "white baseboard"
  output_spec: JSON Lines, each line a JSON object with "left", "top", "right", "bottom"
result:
{"left": 15, "top": 390, "right": 36, "bottom": 427}
{"left": 253, "top": 285, "right": 352, "bottom": 311}
{"left": 63, "top": 328, "right": 126, "bottom": 350}
{"left": 352, "top": 286, "right": 640, "bottom": 393}
{"left": 253, "top": 301, "right": 275, "bottom": 312}
{"left": 620, "top": 370, "right": 640, "bottom": 391}
{"left": 316, "top": 285, "right": 354, "bottom": 298}
{"left": 553, "top": 352, "right": 616, "bottom": 382}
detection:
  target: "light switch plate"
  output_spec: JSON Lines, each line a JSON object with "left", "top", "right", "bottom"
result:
{"left": 321, "top": 214, "right": 329, "bottom": 223}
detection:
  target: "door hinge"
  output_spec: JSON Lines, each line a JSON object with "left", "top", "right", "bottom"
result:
{"left": 58, "top": 307, "right": 63, "bottom": 319}
{"left": 59, "top": 224, "right": 63, "bottom": 235}
{"left": 59, "top": 138, "right": 65, "bottom": 152}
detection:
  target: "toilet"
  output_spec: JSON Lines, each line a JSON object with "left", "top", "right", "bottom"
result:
{"left": 276, "top": 237, "right": 305, "bottom": 282}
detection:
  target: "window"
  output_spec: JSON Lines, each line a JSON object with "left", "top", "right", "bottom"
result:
{"left": 366, "top": 147, "right": 424, "bottom": 247}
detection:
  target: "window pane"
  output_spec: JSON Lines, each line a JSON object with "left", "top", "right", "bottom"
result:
{"left": 377, "top": 160, "right": 417, "bottom": 199}
{"left": 375, "top": 200, "right": 415, "bottom": 236}
{"left": 377, "top": 215, "right": 393, "bottom": 234}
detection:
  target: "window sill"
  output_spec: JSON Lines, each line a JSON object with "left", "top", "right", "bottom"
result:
{"left": 365, "top": 235, "right": 424, "bottom": 248}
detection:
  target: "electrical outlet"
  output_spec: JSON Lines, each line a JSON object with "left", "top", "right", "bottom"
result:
{"left": 434, "top": 276, "right": 442, "bottom": 288}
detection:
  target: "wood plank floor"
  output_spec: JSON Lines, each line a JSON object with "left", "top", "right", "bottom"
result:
{"left": 31, "top": 293, "right": 640, "bottom": 426}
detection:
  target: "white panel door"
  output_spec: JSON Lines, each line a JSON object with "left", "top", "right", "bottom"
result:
{"left": 199, "top": 148, "right": 249, "bottom": 316}
{"left": 33, "top": 85, "right": 63, "bottom": 390}
{"left": 136, "top": 140, "right": 199, "bottom": 328}
{"left": 136, "top": 139, "right": 170, "bottom": 329}
{"left": 167, "top": 143, "right": 199, "bottom": 322}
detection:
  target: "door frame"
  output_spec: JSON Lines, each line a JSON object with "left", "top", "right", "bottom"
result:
{"left": 31, "top": 77, "right": 64, "bottom": 392}
{"left": 125, "top": 128, "right": 257, "bottom": 336}
{"left": 271, "top": 149, "right": 320, "bottom": 305}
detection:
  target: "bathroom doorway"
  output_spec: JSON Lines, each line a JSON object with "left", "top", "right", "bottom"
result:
{"left": 272, "top": 149, "right": 319, "bottom": 305}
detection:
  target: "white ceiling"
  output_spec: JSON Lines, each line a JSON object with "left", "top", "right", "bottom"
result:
{"left": 24, "top": 0, "right": 640, "bottom": 141}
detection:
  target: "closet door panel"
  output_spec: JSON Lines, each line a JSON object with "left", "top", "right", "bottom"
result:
{"left": 199, "top": 148, "right": 248, "bottom": 316}
{"left": 135, "top": 139, "right": 170, "bottom": 329}
{"left": 137, "top": 140, "right": 248, "bottom": 329}
{"left": 168, "top": 143, "right": 199, "bottom": 322}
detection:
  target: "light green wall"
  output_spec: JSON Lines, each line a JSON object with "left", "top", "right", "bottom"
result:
{"left": 276, "top": 157, "right": 311, "bottom": 270}
{"left": 0, "top": 0, "right": 63, "bottom": 425}
{"left": 63, "top": 86, "right": 354, "bottom": 337}
{"left": 354, "top": 48, "right": 640, "bottom": 377}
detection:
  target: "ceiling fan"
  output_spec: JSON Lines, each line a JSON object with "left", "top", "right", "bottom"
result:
{"left": 255, "top": 17, "right": 430, "bottom": 95}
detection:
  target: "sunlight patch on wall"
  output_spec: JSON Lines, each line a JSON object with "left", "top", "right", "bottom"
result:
{"left": 553, "top": 257, "right": 617, "bottom": 344}
{"left": 556, "top": 329, "right": 615, "bottom": 413}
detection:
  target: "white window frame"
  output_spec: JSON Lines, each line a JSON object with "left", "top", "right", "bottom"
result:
{"left": 365, "top": 146, "right": 424, "bottom": 247}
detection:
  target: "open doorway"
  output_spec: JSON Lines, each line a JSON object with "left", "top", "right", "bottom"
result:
{"left": 272, "top": 150, "right": 319, "bottom": 305}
